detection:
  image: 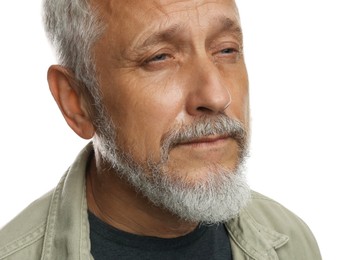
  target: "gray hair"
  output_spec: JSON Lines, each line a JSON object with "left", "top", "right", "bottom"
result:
{"left": 42, "top": 0, "right": 104, "bottom": 106}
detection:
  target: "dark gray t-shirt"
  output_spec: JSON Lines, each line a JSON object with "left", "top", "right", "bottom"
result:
{"left": 89, "top": 211, "right": 232, "bottom": 260}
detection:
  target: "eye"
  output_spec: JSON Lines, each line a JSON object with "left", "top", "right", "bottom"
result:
{"left": 145, "top": 53, "right": 172, "bottom": 64}
{"left": 213, "top": 44, "right": 242, "bottom": 64}
{"left": 220, "top": 48, "right": 237, "bottom": 55}
{"left": 142, "top": 51, "right": 176, "bottom": 71}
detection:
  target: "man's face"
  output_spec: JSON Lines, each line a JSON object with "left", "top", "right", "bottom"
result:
{"left": 91, "top": 0, "right": 250, "bottom": 222}
{"left": 93, "top": 0, "right": 249, "bottom": 174}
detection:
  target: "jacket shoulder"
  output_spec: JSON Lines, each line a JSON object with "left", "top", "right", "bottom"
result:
{"left": 243, "top": 191, "right": 322, "bottom": 259}
{"left": 0, "top": 190, "right": 53, "bottom": 259}
{"left": 246, "top": 191, "right": 312, "bottom": 230}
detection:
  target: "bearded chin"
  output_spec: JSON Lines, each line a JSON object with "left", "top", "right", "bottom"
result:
{"left": 93, "top": 135, "right": 251, "bottom": 224}
{"left": 93, "top": 111, "right": 251, "bottom": 224}
{"left": 143, "top": 160, "right": 251, "bottom": 224}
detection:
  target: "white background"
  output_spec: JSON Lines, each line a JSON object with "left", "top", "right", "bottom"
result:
{"left": 0, "top": 1, "right": 355, "bottom": 259}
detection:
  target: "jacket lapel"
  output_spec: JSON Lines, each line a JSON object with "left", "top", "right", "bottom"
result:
{"left": 41, "top": 144, "right": 93, "bottom": 260}
{"left": 226, "top": 209, "right": 289, "bottom": 260}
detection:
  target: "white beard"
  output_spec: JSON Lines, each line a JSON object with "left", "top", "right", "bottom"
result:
{"left": 93, "top": 114, "right": 251, "bottom": 224}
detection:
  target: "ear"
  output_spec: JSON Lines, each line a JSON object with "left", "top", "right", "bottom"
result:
{"left": 47, "top": 65, "right": 95, "bottom": 139}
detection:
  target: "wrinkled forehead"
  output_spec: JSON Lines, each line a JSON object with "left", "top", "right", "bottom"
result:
{"left": 90, "top": 0, "right": 241, "bottom": 51}
{"left": 92, "top": 0, "right": 240, "bottom": 28}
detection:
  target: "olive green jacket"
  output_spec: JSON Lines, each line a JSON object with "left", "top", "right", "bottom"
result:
{"left": 0, "top": 144, "right": 322, "bottom": 260}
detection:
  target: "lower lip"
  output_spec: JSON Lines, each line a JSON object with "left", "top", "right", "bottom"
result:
{"left": 179, "top": 137, "right": 229, "bottom": 148}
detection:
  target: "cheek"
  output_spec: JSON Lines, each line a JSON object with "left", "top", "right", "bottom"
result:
{"left": 102, "top": 73, "right": 186, "bottom": 162}
{"left": 230, "top": 82, "right": 249, "bottom": 121}
{"left": 223, "top": 63, "right": 249, "bottom": 123}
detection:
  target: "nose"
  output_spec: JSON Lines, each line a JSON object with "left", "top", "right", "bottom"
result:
{"left": 185, "top": 59, "right": 231, "bottom": 116}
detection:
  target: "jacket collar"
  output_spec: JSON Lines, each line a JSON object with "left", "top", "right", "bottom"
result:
{"left": 225, "top": 208, "right": 289, "bottom": 260}
{"left": 41, "top": 143, "right": 93, "bottom": 260}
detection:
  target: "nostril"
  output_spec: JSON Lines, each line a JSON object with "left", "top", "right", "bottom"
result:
{"left": 197, "top": 106, "right": 213, "bottom": 113}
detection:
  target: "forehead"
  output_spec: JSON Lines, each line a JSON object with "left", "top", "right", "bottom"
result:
{"left": 90, "top": 0, "right": 242, "bottom": 65}
{"left": 94, "top": 0, "right": 240, "bottom": 33}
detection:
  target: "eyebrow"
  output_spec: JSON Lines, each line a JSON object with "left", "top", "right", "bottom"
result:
{"left": 134, "top": 24, "right": 186, "bottom": 52}
{"left": 132, "top": 16, "right": 242, "bottom": 52}
{"left": 211, "top": 16, "right": 243, "bottom": 40}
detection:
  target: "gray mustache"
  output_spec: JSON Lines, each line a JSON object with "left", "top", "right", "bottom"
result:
{"left": 161, "top": 114, "right": 248, "bottom": 157}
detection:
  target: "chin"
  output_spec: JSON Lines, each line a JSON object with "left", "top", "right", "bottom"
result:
{"left": 141, "top": 161, "right": 251, "bottom": 224}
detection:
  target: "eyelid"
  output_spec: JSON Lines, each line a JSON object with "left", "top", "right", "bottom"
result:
{"left": 141, "top": 46, "right": 175, "bottom": 62}
{"left": 211, "top": 38, "right": 240, "bottom": 49}
{"left": 210, "top": 42, "right": 243, "bottom": 65}
{"left": 211, "top": 41, "right": 242, "bottom": 56}
{"left": 140, "top": 48, "right": 178, "bottom": 71}
{"left": 145, "top": 53, "right": 172, "bottom": 64}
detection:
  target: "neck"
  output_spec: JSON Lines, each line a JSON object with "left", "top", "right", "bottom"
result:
{"left": 86, "top": 154, "right": 197, "bottom": 238}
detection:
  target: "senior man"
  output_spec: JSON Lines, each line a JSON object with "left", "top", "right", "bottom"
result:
{"left": 0, "top": 0, "right": 321, "bottom": 259}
